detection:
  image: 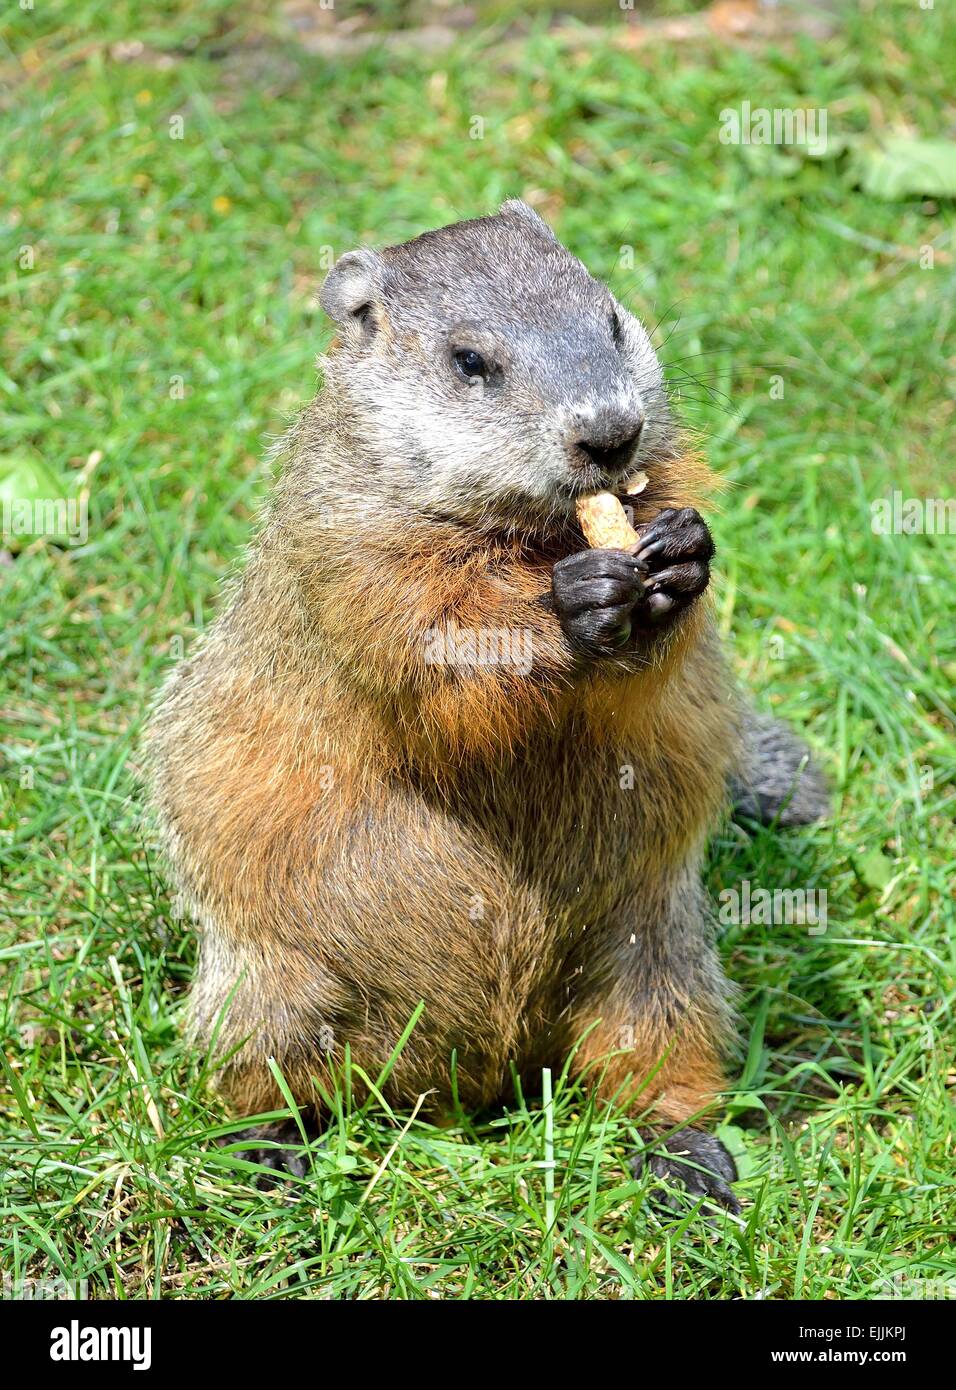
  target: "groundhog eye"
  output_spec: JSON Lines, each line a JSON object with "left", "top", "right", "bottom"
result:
{"left": 453, "top": 349, "right": 489, "bottom": 382}
{"left": 610, "top": 308, "right": 624, "bottom": 348}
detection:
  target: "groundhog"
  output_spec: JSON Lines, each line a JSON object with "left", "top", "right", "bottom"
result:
{"left": 145, "top": 200, "right": 828, "bottom": 1210}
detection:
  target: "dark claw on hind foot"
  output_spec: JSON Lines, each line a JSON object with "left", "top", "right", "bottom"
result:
{"left": 632, "top": 1126, "right": 740, "bottom": 1214}
{"left": 218, "top": 1120, "right": 314, "bottom": 1181}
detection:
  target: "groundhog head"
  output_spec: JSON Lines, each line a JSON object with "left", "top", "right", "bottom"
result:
{"left": 318, "top": 200, "right": 673, "bottom": 530}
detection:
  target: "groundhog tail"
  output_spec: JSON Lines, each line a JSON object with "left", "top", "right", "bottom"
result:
{"left": 731, "top": 709, "right": 830, "bottom": 828}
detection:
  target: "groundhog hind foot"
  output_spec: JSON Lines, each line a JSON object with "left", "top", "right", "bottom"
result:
{"left": 631, "top": 1127, "right": 740, "bottom": 1215}
{"left": 217, "top": 1120, "right": 318, "bottom": 1183}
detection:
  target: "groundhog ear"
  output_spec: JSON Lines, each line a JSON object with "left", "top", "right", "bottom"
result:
{"left": 318, "top": 248, "right": 382, "bottom": 341}
{"left": 499, "top": 199, "right": 558, "bottom": 242}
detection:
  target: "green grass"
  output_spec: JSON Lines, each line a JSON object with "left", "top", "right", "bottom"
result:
{"left": 1, "top": 0, "right": 954, "bottom": 1299}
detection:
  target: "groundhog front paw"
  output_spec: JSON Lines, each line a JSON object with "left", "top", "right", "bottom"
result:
{"left": 631, "top": 1126, "right": 740, "bottom": 1214}
{"left": 629, "top": 506, "right": 714, "bottom": 628}
{"left": 553, "top": 508, "right": 714, "bottom": 655}
{"left": 552, "top": 548, "right": 646, "bottom": 655}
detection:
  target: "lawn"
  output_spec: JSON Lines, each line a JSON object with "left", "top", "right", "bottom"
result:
{"left": 1, "top": 0, "right": 953, "bottom": 1299}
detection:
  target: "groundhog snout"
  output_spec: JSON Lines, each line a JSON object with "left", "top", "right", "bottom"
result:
{"left": 567, "top": 410, "right": 644, "bottom": 487}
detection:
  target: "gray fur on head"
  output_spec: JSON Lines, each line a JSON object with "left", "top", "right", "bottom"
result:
{"left": 497, "top": 198, "right": 559, "bottom": 242}
{"left": 315, "top": 202, "right": 673, "bottom": 531}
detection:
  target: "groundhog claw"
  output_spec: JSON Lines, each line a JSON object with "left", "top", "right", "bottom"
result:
{"left": 634, "top": 506, "right": 714, "bottom": 568}
{"left": 632, "top": 507, "right": 713, "bottom": 627}
{"left": 218, "top": 1121, "right": 315, "bottom": 1183}
{"left": 631, "top": 1126, "right": 740, "bottom": 1214}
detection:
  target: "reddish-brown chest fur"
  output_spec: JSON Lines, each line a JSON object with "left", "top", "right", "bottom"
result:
{"left": 146, "top": 437, "right": 737, "bottom": 1113}
{"left": 149, "top": 604, "right": 735, "bottom": 1108}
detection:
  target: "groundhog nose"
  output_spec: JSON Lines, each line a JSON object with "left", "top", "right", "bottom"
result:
{"left": 575, "top": 420, "right": 644, "bottom": 481}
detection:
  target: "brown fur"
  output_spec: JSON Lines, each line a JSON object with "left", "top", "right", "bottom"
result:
{"left": 146, "top": 428, "right": 739, "bottom": 1127}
